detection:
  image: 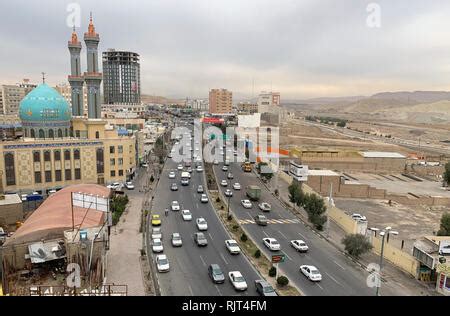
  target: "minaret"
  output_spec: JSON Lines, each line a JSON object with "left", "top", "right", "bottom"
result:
{"left": 68, "top": 26, "right": 84, "bottom": 116}
{"left": 84, "top": 13, "right": 102, "bottom": 119}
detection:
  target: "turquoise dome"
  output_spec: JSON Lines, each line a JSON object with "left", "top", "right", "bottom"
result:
{"left": 19, "top": 83, "right": 71, "bottom": 123}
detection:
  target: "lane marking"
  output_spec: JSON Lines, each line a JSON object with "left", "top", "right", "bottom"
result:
{"left": 278, "top": 230, "right": 288, "bottom": 240}
{"left": 246, "top": 211, "right": 253, "bottom": 220}
{"left": 215, "top": 285, "right": 223, "bottom": 296}
{"left": 220, "top": 252, "right": 229, "bottom": 265}
{"left": 262, "top": 230, "right": 270, "bottom": 238}
{"left": 284, "top": 252, "right": 293, "bottom": 261}
{"left": 208, "top": 232, "right": 214, "bottom": 241}
{"left": 316, "top": 283, "right": 324, "bottom": 291}
{"left": 188, "top": 285, "right": 194, "bottom": 296}
{"left": 199, "top": 255, "right": 207, "bottom": 267}
{"left": 298, "top": 232, "right": 307, "bottom": 240}
{"left": 333, "top": 260, "right": 346, "bottom": 270}
{"left": 326, "top": 272, "right": 343, "bottom": 287}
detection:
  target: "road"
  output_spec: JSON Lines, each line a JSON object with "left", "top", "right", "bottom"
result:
{"left": 213, "top": 161, "right": 389, "bottom": 296}
{"left": 147, "top": 131, "right": 262, "bottom": 296}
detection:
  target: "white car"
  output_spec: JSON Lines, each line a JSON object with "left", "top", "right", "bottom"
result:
{"left": 200, "top": 194, "right": 209, "bottom": 203}
{"left": 177, "top": 164, "right": 183, "bottom": 171}
{"left": 225, "top": 239, "right": 241, "bottom": 255}
{"left": 233, "top": 183, "right": 241, "bottom": 190}
{"left": 225, "top": 189, "right": 233, "bottom": 197}
{"left": 156, "top": 254, "right": 170, "bottom": 273}
{"left": 221, "top": 180, "right": 228, "bottom": 187}
{"left": 125, "top": 182, "right": 135, "bottom": 190}
{"left": 107, "top": 182, "right": 122, "bottom": 190}
{"left": 263, "top": 238, "right": 281, "bottom": 251}
{"left": 171, "top": 233, "right": 183, "bottom": 247}
{"left": 213, "top": 159, "right": 219, "bottom": 165}
{"left": 171, "top": 201, "right": 180, "bottom": 211}
{"left": 169, "top": 171, "right": 176, "bottom": 179}
{"left": 182, "top": 210, "right": 192, "bottom": 221}
{"left": 291, "top": 240, "right": 309, "bottom": 253}
{"left": 196, "top": 165, "right": 204, "bottom": 172}
{"left": 258, "top": 202, "right": 271, "bottom": 212}
{"left": 300, "top": 265, "right": 322, "bottom": 282}
{"left": 152, "top": 239, "right": 164, "bottom": 253}
{"left": 241, "top": 199, "right": 253, "bottom": 209}
{"left": 196, "top": 218, "right": 208, "bottom": 231}
{"left": 151, "top": 227, "right": 162, "bottom": 240}
{"left": 222, "top": 166, "right": 228, "bottom": 172}
{"left": 228, "top": 271, "right": 248, "bottom": 291}
{"left": 351, "top": 213, "right": 367, "bottom": 222}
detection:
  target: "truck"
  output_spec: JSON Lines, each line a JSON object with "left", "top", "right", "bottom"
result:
{"left": 246, "top": 185, "right": 261, "bottom": 201}
{"left": 242, "top": 162, "right": 252, "bottom": 172}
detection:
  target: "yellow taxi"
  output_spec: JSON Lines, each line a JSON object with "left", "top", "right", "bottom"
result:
{"left": 151, "top": 214, "right": 162, "bottom": 226}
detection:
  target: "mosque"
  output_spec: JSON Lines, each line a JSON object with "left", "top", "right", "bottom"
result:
{"left": 0, "top": 16, "right": 137, "bottom": 195}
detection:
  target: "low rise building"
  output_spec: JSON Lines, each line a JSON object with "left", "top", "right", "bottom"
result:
{"left": 0, "top": 194, "right": 23, "bottom": 229}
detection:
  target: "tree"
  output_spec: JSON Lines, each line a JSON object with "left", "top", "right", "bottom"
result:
{"left": 443, "top": 162, "right": 450, "bottom": 186}
{"left": 337, "top": 121, "right": 346, "bottom": 128}
{"left": 303, "top": 193, "right": 327, "bottom": 230}
{"left": 277, "top": 276, "right": 289, "bottom": 287}
{"left": 342, "top": 234, "right": 373, "bottom": 258}
{"left": 437, "top": 213, "right": 450, "bottom": 236}
{"left": 288, "top": 181, "right": 304, "bottom": 207}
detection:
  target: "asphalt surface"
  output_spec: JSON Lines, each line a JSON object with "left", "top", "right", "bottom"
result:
{"left": 148, "top": 136, "right": 262, "bottom": 296}
{"left": 213, "top": 161, "right": 380, "bottom": 296}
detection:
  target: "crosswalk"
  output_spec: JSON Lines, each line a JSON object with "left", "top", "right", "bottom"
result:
{"left": 239, "top": 218, "right": 300, "bottom": 225}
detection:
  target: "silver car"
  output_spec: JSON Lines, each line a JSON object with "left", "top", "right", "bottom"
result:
{"left": 171, "top": 233, "right": 183, "bottom": 247}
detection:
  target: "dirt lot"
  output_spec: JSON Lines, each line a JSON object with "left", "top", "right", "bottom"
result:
{"left": 334, "top": 198, "right": 448, "bottom": 252}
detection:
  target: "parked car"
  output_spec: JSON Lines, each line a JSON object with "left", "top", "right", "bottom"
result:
{"left": 151, "top": 215, "right": 162, "bottom": 226}
{"left": 151, "top": 227, "right": 162, "bottom": 240}
{"left": 241, "top": 199, "right": 252, "bottom": 209}
{"left": 171, "top": 183, "right": 178, "bottom": 191}
{"left": 156, "top": 255, "right": 170, "bottom": 272}
{"left": 233, "top": 183, "right": 241, "bottom": 190}
{"left": 263, "top": 238, "right": 280, "bottom": 251}
{"left": 171, "top": 233, "right": 183, "bottom": 247}
{"left": 228, "top": 271, "right": 248, "bottom": 291}
{"left": 291, "top": 240, "right": 309, "bottom": 253}
{"left": 107, "top": 182, "right": 122, "bottom": 190}
{"left": 351, "top": 213, "right": 367, "bottom": 222}
{"left": 125, "top": 182, "right": 135, "bottom": 190}
{"left": 182, "top": 210, "right": 192, "bottom": 221}
{"left": 258, "top": 202, "right": 271, "bottom": 212}
{"left": 300, "top": 265, "right": 322, "bottom": 282}
{"left": 200, "top": 194, "right": 209, "bottom": 203}
{"left": 196, "top": 218, "right": 208, "bottom": 231}
{"left": 171, "top": 201, "right": 180, "bottom": 211}
{"left": 208, "top": 264, "right": 225, "bottom": 284}
{"left": 194, "top": 232, "right": 208, "bottom": 247}
{"left": 255, "top": 280, "right": 277, "bottom": 296}
{"left": 152, "top": 239, "right": 164, "bottom": 253}
{"left": 254, "top": 215, "right": 268, "bottom": 226}
{"left": 197, "top": 185, "right": 204, "bottom": 193}
{"left": 225, "top": 239, "right": 241, "bottom": 255}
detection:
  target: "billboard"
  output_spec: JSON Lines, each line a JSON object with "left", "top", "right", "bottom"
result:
{"left": 439, "top": 240, "right": 450, "bottom": 255}
{"left": 72, "top": 192, "right": 109, "bottom": 213}
{"left": 289, "top": 161, "right": 308, "bottom": 182}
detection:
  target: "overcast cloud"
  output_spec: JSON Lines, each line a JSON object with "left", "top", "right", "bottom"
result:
{"left": 1, "top": 0, "right": 450, "bottom": 99}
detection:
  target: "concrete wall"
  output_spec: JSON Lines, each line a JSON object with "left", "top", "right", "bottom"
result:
{"left": 0, "top": 201, "right": 23, "bottom": 227}
{"left": 371, "top": 235, "right": 419, "bottom": 277}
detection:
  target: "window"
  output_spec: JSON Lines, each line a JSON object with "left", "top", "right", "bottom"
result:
{"left": 30, "top": 129, "right": 35, "bottom": 138}
{"left": 118, "top": 158, "right": 123, "bottom": 165}
{"left": 74, "top": 149, "right": 80, "bottom": 160}
{"left": 39, "top": 129, "right": 45, "bottom": 138}
{"left": 75, "top": 168, "right": 81, "bottom": 180}
{"left": 58, "top": 129, "right": 63, "bottom": 138}
{"left": 55, "top": 170, "right": 62, "bottom": 182}
{"left": 110, "top": 146, "right": 115, "bottom": 154}
{"left": 118, "top": 145, "right": 123, "bottom": 154}
{"left": 75, "top": 130, "right": 80, "bottom": 138}
{"left": 4, "top": 153, "right": 15, "bottom": 186}
{"left": 110, "top": 170, "right": 116, "bottom": 177}
{"left": 119, "top": 170, "right": 123, "bottom": 176}
{"left": 65, "top": 169, "right": 72, "bottom": 181}
{"left": 64, "top": 150, "right": 71, "bottom": 161}
{"left": 95, "top": 131, "right": 100, "bottom": 139}
{"left": 96, "top": 148, "right": 104, "bottom": 174}
{"left": 33, "top": 151, "right": 40, "bottom": 163}
{"left": 110, "top": 158, "right": 115, "bottom": 166}
{"left": 54, "top": 150, "right": 61, "bottom": 161}
{"left": 48, "top": 129, "right": 54, "bottom": 139}
{"left": 35, "top": 171, "right": 42, "bottom": 183}
{"left": 44, "top": 151, "right": 51, "bottom": 162}
{"left": 45, "top": 170, "right": 52, "bottom": 183}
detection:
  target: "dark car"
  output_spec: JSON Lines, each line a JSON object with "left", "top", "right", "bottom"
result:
{"left": 208, "top": 264, "right": 225, "bottom": 284}
{"left": 255, "top": 280, "right": 277, "bottom": 296}
{"left": 171, "top": 183, "right": 178, "bottom": 191}
{"left": 254, "top": 214, "right": 268, "bottom": 226}
{"left": 194, "top": 232, "right": 208, "bottom": 247}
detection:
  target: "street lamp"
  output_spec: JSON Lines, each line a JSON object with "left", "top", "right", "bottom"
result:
{"left": 227, "top": 194, "right": 232, "bottom": 218}
{"left": 368, "top": 226, "right": 399, "bottom": 296}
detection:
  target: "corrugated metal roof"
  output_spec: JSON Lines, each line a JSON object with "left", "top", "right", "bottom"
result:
{"left": 360, "top": 151, "right": 406, "bottom": 158}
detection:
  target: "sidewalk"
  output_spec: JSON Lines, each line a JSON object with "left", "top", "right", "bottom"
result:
{"left": 273, "top": 172, "right": 437, "bottom": 296}
{"left": 105, "top": 169, "right": 148, "bottom": 296}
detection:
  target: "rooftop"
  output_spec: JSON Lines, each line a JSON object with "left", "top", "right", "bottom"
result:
{"left": 360, "top": 151, "right": 406, "bottom": 159}
{"left": 0, "top": 194, "right": 22, "bottom": 206}
{"left": 308, "top": 169, "right": 340, "bottom": 176}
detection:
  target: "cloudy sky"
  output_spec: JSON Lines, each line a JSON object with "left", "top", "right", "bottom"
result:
{"left": 1, "top": 0, "right": 450, "bottom": 99}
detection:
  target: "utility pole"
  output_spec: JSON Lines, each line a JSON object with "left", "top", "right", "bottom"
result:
{"left": 376, "top": 232, "right": 386, "bottom": 297}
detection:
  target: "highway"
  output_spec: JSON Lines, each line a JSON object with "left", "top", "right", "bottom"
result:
{"left": 147, "top": 128, "right": 262, "bottom": 296}
{"left": 212, "top": 161, "right": 384, "bottom": 296}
